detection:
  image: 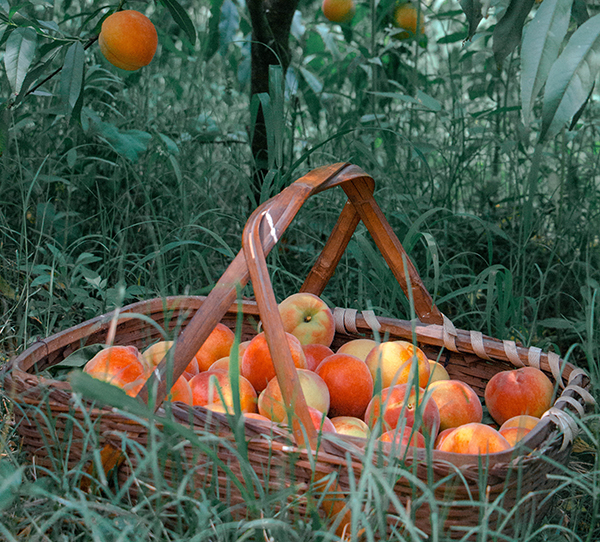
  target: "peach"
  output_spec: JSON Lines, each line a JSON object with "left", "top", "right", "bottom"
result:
{"left": 209, "top": 357, "right": 230, "bottom": 372}
{"left": 499, "top": 414, "right": 540, "bottom": 432}
{"left": 434, "top": 427, "right": 455, "bottom": 449}
{"left": 337, "top": 339, "right": 376, "bottom": 362}
{"left": 365, "top": 384, "right": 440, "bottom": 439}
{"left": 427, "top": 380, "right": 483, "bottom": 431}
{"left": 165, "top": 375, "right": 193, "bottom": 406}
{"left": 189, "top": 370, "right": 257, "bottom": 413}
{"left": 258, "top": 369, "right": 330, "bottom": 423}
{"left": 499, "top": 426, "right": 532, "bottom": 447}
{"left": 182, "top": 357, "right": 200, "bottom": 380}
{"left": 484, "top": 367, "right": 554, "bottom": 425}
{"left": 303, "top": 343, "right": 334, "bottom": 371}
{"left": 331, "top": 416, "right": 370, "bottom": 438}
{"left": 365, "top": 340, "right": 430, "bottom": 389}
{"left": 141, "top": 340, "right": 174, "bottom": 373}
{"left": 278, "top": 292, "right": 335, "bottom": 347}
{"left": 436, "top": 423, "right": 511, "bottom": 454}
{"left": 84, "top": 345, "right": 147, "bottom": 397}
{"left": 428, "top": 360, "right": 450, "bottom": 382}
{"left": 315, "top": 353, "right": 374, "bottom": 419}
{"left": 241, "top": 331, "right": 307, "bottom": 393}
{"left": 379, "top": 427, "right": 426, "bottom": 449}
{"left": 308, "top": 406, "right": 337, "bottom": 434}
{"left": 194, "top": 322, "right": 236, "bottom": 372}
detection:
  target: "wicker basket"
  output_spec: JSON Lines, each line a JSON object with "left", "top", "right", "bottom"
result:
{"left": 5, "top": 163, "right": 595, "bottom": 539}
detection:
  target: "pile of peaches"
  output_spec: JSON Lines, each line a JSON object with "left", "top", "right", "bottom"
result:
{"left": 83, "top": 293, "right": 555, "bottom": 455}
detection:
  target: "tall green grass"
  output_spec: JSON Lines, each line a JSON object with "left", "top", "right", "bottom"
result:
{"left": 1, "top": 0, "right": 599, "bottom": 540}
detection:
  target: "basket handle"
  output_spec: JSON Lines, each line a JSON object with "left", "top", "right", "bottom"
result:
{"left": 138, "top": 163, "right": 442, "bottom": 448}
{"left": 241, "top": 163, "right": 442, "bottom": 447}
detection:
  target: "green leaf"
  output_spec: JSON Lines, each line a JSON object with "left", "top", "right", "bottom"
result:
{"left": 60, "top": 41, "right": 85, "bottom": 112}
{"left": 68, "top": 371, "right": 151, "bottom": 418}
{"left": 459, "top": 0, "right": 483, "bottom": 41}
{"left": 0, "top": 0, "right": 8, "bottom": 14}
{"left": 88, "top": 116, "right": 152, "bottom": 162}
{"left": 205, "top": 0, "right": 225, "bottom": 60}
{"left": 299, "top": 66, "right": 323, "bottom": 94}
{"left": 493, "top": 0, "right": 536, "bottom": 68}
{"left": 4, "top": 27, "right": 37, "bottom": 95}
{"left": 48, "top": 344, "right": 106, "bottom": 376}
{"left": 160, "top": 0, "right": 197, "bottom": 44}
{"left": 541, "top": 13, "right": 600, "bottom": 142}
{"left": 521, "top": 0, "right": 573, "bottom": 125}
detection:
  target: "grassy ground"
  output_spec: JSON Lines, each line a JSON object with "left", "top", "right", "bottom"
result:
{"left": 2, "top": 0, "right": 600, "bottom": 540}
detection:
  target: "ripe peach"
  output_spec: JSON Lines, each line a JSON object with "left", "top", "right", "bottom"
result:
{"left": 315, "top": 353, "right": 374, "bottom": 419}
{"left": 258, "top": 369, "right": 330, "bottom": 423}
{"left": 209, "top": 357, "right": 230, "bottom": 372}
{"left": 365, "top": 340, "right": 430, "bottom": 389}
{"left": 308, "top": 406, "right": 337, "bottom": 434}
{"left": 322, "top": 0, "right": 356, "bottom": 23}
{"left": 165, "top": 375, "right": 193, "bottom": 406}
{"left": 498, "top": 415, "right": 540, "bottom": 447}
{"left": 499, "top": 426, "right": 532, "bottom": 447}
{"left": 379, "top": 427, "right": 426, "bottom": 449}
{"left": 484, "top": 367, "right": 554, "bottom": 425}
{"left": 303, "top": 344, "right": 334, "bottom": 372}
{"left": 428, "top": 360, "right": 450, "bottom": 382}
{"left": 241, "top": 331, "right": 307, "bottom": 393}
{"left": 182, "top": 358, "right": 200, "bottom": 380}
{"left": 141, "top": 340, "right": 174, "bottom": 373}
{"left": 84, "top": 345, "right": 146, "bottom": 397}
{"left": 499, "top": 414, "right": 540, "bottom": 432}
{"left": 427, "top": 379, "right": 483, "bottom": 431}
{"left": 337, "top": 339, "right": 377, "bottom": 362}
{"left": 194, "top": 322, "right": 236, "bottom": 372}
{"left": 365, "top": 384, "right": 440, "bottom": 439}
{"left": 189, "top": 370, "right": 257, "bottom": 413}
{"left": 99, "top": 10, "right": 158, "bottom": 71}
{"left": 434, "top": 427, "right": 455, "bottom": 450}
{"left": 331, "top": 416, "right": 370, "bottom": 438}
{"left": 278, "top": 292, "right": 335, "bottom": 347}
{"left": 436, "top": 423, "right": 511, "bottom": 454}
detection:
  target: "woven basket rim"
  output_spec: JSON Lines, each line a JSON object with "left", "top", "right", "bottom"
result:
{"left": 5, "top": 294, "right": 592, "bottom": 470}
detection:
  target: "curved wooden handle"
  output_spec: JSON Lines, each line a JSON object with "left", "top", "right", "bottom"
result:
{"left": 241, "top": 163, "right": 442, "bottom": 447}
{"left": 138, "top": 163, "right": 442, "bottom": 445}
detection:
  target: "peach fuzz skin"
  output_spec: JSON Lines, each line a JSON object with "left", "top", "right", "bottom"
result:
{"left": 484, "top": 367, "right": 554, "bottom": 425}
{"left": 241, "top": 331, "right": 307, "bottom": 393}
{"left": 365, "top": 384, "right": 440, "bottom": 440}
{"left": 365, "top": 341, "right": 430, "bottom": 389}
{"left": 84, "top": 345, "right": 146, "bottom": 397}
{"left": 303, "top": 344, "right": 334, "bottom": 372}
{"left": 436, "top": 423, "right": 511, "bottom": 454}
{"left": 194, "top": 323, "right": 236, "bottom": 372}
{"left": 278, "top": 292, "right": 335, "bottom": 347}
{"left": 188, "top": 370, "right": 257, "bottom": 413}
{"left": 258, "top": 369, "right": 330, "bottom": 423}
{"left": 99, "top": 11, "right": 157, "bottom": 71}
{"left": 427, "top": 379, "right": 483, "bottom": 431}
{"left": 315, "top": 353, "right": 374, "bottom": 419}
